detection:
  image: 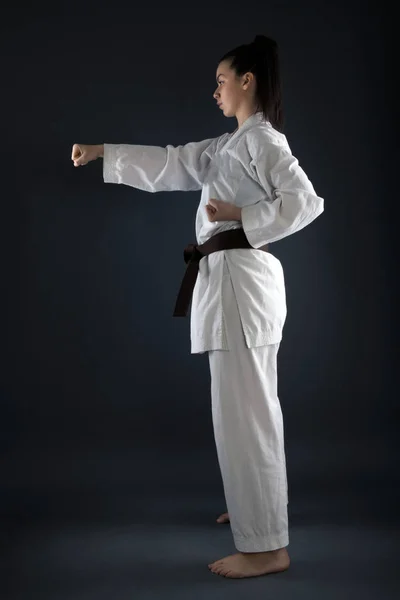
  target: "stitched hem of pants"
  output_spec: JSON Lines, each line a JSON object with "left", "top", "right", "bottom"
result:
{"left": 234, "top": 532, "right": 289, "bottom": 553}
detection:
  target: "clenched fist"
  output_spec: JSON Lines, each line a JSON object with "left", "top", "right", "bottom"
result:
{"left": 205, "top": 198, "right": 242, "bottom": 222}
{"left": 71, "top": 144, "right": 104, "bottom": 167}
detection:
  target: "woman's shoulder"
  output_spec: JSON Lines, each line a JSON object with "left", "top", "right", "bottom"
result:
{"left": 250, "top": 121, "right": 289, "bottom": 145}
{"left": 245, "top": 122, "right": 291, "bottom": 157}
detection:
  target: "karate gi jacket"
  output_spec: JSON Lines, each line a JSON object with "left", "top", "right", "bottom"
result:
{"left": 103, "top": 112, "right": 324, "bottom": 353}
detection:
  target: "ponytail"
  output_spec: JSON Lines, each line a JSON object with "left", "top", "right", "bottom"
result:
{"left": 218, "top": 34, "right": 284, "bottom": 131}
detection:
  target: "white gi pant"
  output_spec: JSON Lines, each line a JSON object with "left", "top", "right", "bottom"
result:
{"left": 208, "top": 258, "right": 289, "bottom": 553}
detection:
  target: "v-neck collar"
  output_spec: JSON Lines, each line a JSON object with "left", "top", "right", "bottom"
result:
{"left": 222, "top": 111, "right": 266, "bottom": 152}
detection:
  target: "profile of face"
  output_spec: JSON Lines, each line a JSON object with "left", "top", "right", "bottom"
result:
{"left": 213, "top": 59, "right": 255, "bottom": 118}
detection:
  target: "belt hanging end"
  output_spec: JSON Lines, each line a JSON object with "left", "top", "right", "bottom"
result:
{"left": 173, "top": 303, "right": 189, "bottom": 318}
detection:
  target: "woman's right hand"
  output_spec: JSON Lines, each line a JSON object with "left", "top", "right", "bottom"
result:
{"left": 71, "top": 144, "right": 103, "bottom": 167}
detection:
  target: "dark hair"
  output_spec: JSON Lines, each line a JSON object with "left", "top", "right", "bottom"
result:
{"left": 218, "top": 35, "right": 284, "bottom": 131}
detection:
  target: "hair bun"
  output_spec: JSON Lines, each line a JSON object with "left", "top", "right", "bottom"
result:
{"left": 253, "top": 35, "right": 277, "bottom": 51}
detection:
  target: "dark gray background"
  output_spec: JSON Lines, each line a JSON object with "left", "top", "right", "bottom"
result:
{"left": 1, "top": 1, "right": 397, "bottom": 598}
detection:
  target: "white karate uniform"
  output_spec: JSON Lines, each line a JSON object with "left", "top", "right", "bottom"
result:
{"left": 102, "top": 111, "right": 324, "bottom": 552}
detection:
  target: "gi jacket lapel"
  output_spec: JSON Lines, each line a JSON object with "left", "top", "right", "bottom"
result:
{"left": 220, "top": 111, "right": 265, "bottom": 153}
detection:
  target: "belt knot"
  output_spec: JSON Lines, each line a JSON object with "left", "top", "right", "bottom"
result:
{"left": 183, "top": 244, "right": 203, "bottom": 265}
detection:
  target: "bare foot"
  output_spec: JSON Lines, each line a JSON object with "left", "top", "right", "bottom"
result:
{"left": 208, "top": 547, "right": 290, "bottom": 579}
{"left": 216, "top": 512, "right": 230, "bottom": 524}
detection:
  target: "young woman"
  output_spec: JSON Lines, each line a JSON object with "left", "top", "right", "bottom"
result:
{"left": 71, "top": 34, "right": 324, "bottom": 579}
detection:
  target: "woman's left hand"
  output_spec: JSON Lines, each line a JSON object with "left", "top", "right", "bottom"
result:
{"left": 205, "top": 198, "right": 242, "bottom": 222}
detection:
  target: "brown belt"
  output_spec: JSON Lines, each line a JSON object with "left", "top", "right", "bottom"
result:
{"left": 173, "top": 228, "right": 269, "bottom": 317}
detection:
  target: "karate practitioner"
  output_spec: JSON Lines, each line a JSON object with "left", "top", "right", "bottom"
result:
{"left": 71, "top": 34, "right": 324, "bottom": 579}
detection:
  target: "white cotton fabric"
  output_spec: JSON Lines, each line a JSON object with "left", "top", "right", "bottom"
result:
{"left": 208, "top": 255, "right": 289, "bottom": 551}
{"left": 103, "top": 111, "right": 324, "bottom": 353}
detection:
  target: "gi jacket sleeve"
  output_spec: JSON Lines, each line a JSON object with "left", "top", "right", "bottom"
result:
{"left": 241, "top": 133, "right": 324, "bottom": 247}
{"left": 103, "top": 137, "right": 218, "bottom": 193}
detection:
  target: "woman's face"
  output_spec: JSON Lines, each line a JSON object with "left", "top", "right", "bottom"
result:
{"left": 213, "top": 59, "right": 249, "bottom": 118}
